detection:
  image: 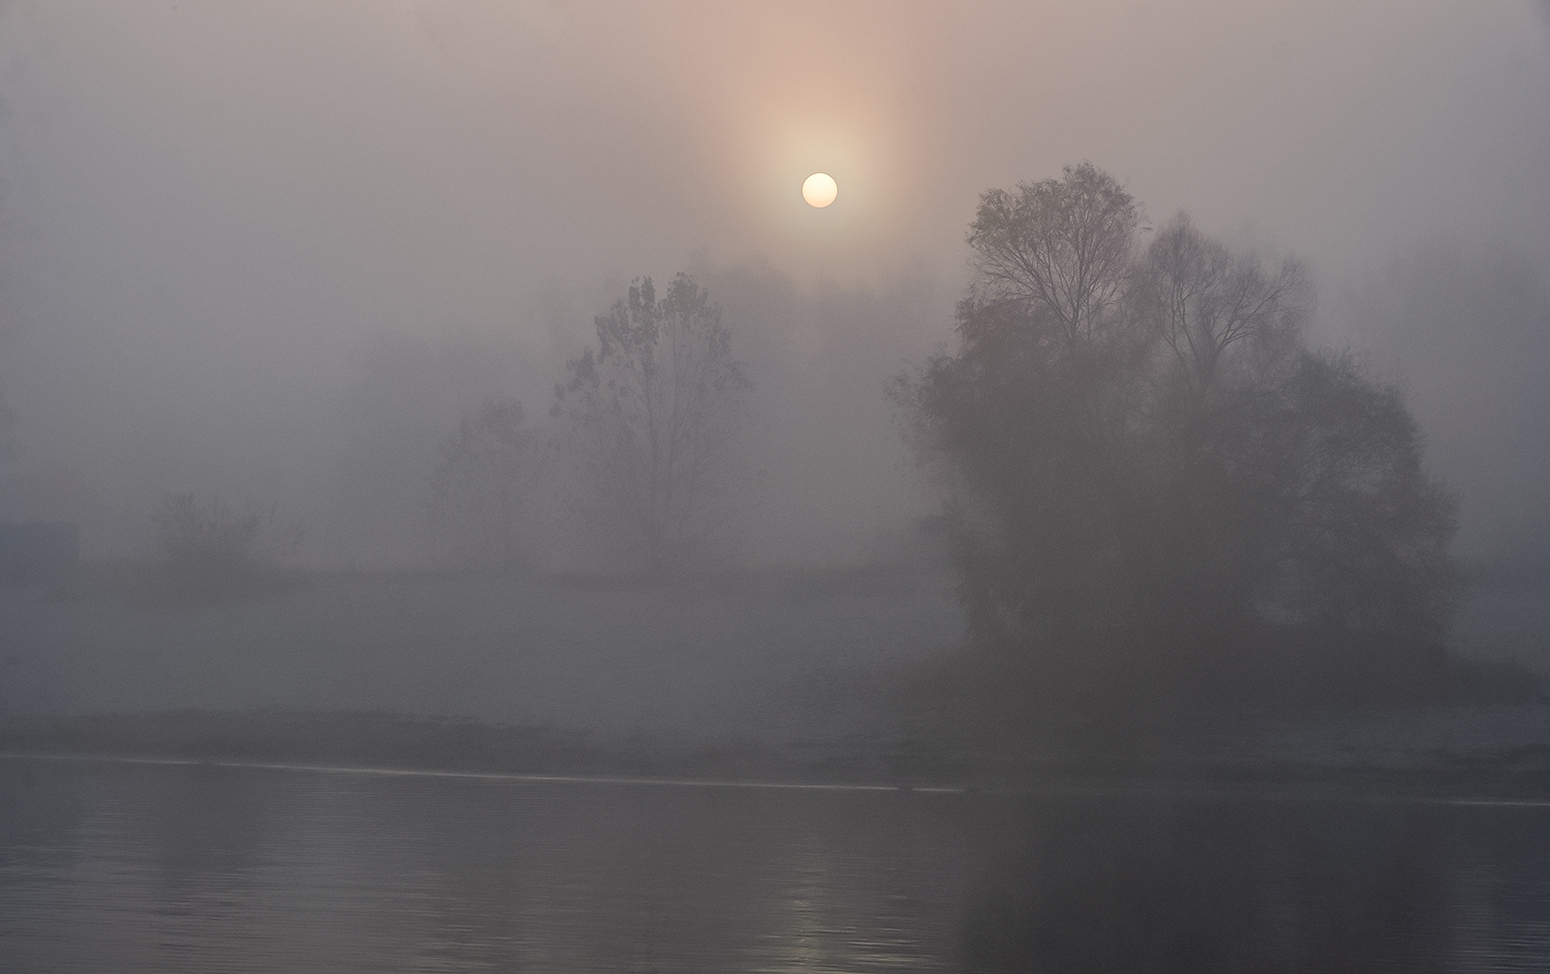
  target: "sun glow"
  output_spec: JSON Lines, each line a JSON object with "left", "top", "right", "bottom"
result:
{"left": 802, "top": 172, "right": 838, "bottom": 207}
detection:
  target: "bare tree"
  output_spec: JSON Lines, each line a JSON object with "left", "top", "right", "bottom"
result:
{"left": 1137, "top": 214, "right": 1308, "bottom": 400}
{"left": 551, "top": 273, "right": 750, "bottom": 571}
{"left": 967, "top": 160, "right": 1141, "bottom": 353}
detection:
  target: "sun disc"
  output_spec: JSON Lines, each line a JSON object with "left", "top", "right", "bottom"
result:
{"left": 802, "top": 172, "right": 838, "bottom": 208}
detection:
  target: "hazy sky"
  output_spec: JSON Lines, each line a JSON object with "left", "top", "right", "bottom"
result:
{"left": 0, "top": 1, "right": 1546, "bottom": 565}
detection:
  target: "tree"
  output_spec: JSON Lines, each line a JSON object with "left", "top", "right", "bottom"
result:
{"left": 896, "top": 164, "right": 1149, "bottom": 648}
{"left": 551, "top": 273, "right": 750, "bottom": 571}
{"left": 1257, "top": 351, "right": 1459, "bottom": 643}
{"left": 1135, "top": 213, "right": 1306, "bottom": 401}
{"left": 428, "top": 398, "right": 540, "bottom": 570}
{"left": 1121, "top": 214, "right": 1314, "bottom": 661}
{"left": 967, "top": 160, "right": 1142, "bottom": 355}
{"left": 895, "top": 164, "right": 1458, "bottom": 711}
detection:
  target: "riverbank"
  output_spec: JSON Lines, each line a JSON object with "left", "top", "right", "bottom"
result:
{"left": 6, "top": 565, "right": 1549, "bottom": 800}
{"left": 7, "top": 708, "right": 1550, "bottom": 802}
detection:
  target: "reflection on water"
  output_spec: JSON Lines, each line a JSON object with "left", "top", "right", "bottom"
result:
{"left": 2, "top": 759, "right": 1549, "bottom": 972}
{"left": 960, "top": 796, "right": 1550, "bottom": 973}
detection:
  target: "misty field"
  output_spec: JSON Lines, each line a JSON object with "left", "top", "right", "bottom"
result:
{"left": 4, "top": 565, "right": 1548, "bottom": 789}
{"left": 0, "top": 568, "right": 962, "bottom": 749}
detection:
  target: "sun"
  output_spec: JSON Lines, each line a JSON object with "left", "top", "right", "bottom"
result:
{"left": 802, "top": 172, "right": 838, "bottom": 208}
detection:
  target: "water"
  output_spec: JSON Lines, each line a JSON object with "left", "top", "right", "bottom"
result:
{"left": 3, "top": 757, "right": 1550, "bottom": 972}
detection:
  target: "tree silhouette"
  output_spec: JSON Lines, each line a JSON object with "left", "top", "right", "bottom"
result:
{"left": 552, "top": 274, "right": 750, "bottom": 571}
{"left": 895, "top": 164, "right": 1458, "bottom": 712}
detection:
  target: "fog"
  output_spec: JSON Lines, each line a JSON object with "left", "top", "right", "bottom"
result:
{"left": 6, "top": 8, "right": 1550, "bottom": 970}
{"left": 0, "top": 1, "right": 1543, "bottom": 570}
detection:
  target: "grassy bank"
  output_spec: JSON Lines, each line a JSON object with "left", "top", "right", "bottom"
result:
{"left": 0, "top": 565, "right": 961, "bottom": 743}
{"left": 5, "top": 565, "right": 1550, "bottom": 797}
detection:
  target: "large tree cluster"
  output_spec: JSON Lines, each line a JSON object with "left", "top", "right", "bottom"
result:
{"left": 896, "top": 163, "right": 1458, "bottom": 708}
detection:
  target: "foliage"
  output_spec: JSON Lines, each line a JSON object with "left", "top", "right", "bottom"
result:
{"left": 428, "top": 398, "right": 540, "bottom": 570}
{"left": 551, "top": 273, "right": 751, "bottom": 571}
{"left": 150, "top": 492, "right": 306, "bottom": 602}
{"left": 894, "top": 164, "right": 1459, "bottom": 714}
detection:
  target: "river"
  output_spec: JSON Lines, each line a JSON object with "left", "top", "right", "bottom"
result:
{"left": 3, "top": 756, "right": 1549, "bottom": 972}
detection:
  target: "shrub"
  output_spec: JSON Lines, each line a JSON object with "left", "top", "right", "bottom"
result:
{"left": 149, "top": 492, "right": 306, "bottom": 603}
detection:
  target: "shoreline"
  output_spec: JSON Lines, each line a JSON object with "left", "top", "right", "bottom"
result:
{"left": 7, "top": 749, "right": 1550, "bottom": 807}
{"left": 6, "top": 709, "right": 1550, "bottom": 803}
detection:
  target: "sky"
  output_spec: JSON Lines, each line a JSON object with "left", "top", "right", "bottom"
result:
{"left": 0, "top": 0, "right": 1547, "bottom": 567}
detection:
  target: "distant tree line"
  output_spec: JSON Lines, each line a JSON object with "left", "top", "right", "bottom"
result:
{"left": 142, "top": 161, "right": 1460, "bottom": 677}
{"left": 147, "top": 272, "right": 751, "bottom": 596}
{"left": 893, "top": 163, "right": 1459, "bottom": 715}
